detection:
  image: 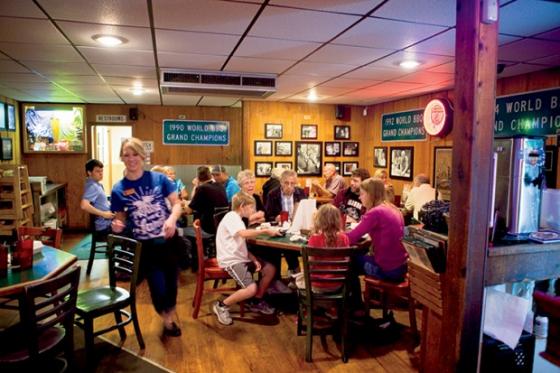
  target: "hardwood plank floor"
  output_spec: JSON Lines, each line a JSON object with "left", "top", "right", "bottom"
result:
{"left": 63, "top": 232, "right": 420, "bottom": 373}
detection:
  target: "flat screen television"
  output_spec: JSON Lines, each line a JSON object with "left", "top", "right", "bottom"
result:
{"left": 23, "top": 104, "right": 86, "bottom": 153}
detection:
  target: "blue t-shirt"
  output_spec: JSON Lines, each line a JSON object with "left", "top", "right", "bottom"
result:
{"left": 82, "top": 178, "right": 111, "bottom": 231}
{"left": 111, "top": 171, "right": 175, "bottom": 240}
{"left": 224, "top": 176, "right": 240, "bottom": 202}
{"left": 172, "top": 178, "right": 186, "bottom": 195}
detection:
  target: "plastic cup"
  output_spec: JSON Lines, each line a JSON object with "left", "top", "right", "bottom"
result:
{"left": 280, "top": 211, "right": 289, "bottom": 223}
{"left": 15, "top": 240, "right": 33, "bottom": 269}
{"left": 0, "top": 245, "right": 7, "bottom": 277}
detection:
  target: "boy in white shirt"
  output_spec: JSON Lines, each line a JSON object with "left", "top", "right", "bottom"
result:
{"left": 213, "top": 192, "right": 280, "bottom": 325}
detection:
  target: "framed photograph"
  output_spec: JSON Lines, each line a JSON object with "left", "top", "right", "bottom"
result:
{"left": 265, "top": 123, "right": 282, "bottom": 139}
{"left": 7, "top": 104, "right": 16, "bottom": 131}
{"left": 275, "top": 141, "right": 292, "bottom": 156}
{"left": 390, "top": 146, "right": 414, "bottom": 180}
{"left": 544, "top": 145, "right": 557, "bottom": 189}
{"left": 374, "top": 146, "right": 388, "bottom": 168}
{"left": 255, "top": 162, "right": 273, "bottom": 177}
{"left": 0, "top": 104, "right": 5, "bottom": 130}
{"left": 254, "top": 140, "right": 272, "bottom": 156}
{"left": 324, "top": 141, "right": 341, "bottom": 157}
{"left": 433, "top": 147, "right": 452, "bottom": 201}
{"left": 334, "top": 125, "right": 350, "bottom": 140}
{"left": 342, "top": 162, "right": 358, "bottom": 176}
{"left": 342, "top": 142, "right": 359, "bottom": 156}
{"left": 296, "top": 141, "right": 322, "bottom": 176}
{"left": 324, "top": 161, "right": 341, "bottom": 174}
{"left": 275, "top": 162, "right": 292, "bottom": 170}
{"left": 301, "top": 124, "right": 317, "bottom": 139}
{"left": 1, "top": 138, "right": 13, "bottom": 161}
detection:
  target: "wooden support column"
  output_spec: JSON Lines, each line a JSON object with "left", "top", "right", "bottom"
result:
{"left": 441, "top": 1, "right": 498, "bottom": 372}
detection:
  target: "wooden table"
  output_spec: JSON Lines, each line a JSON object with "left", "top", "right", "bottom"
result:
{"left": 248, "top": 233, "right": 371, "bottom": 252}
{"left": 0, "top": 246, "right": 77, "bottom": 297}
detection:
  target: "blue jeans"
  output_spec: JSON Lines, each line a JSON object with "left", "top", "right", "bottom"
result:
{"left": 356, "top": 254, "right": 407, "bottom": 282}
{"left": 141, "top": 237, "right": 179, "bottom": 314}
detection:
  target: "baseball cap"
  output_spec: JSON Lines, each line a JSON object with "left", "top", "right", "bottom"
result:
{"left": 211, "top": 165, "right": 226, "bottom": 174}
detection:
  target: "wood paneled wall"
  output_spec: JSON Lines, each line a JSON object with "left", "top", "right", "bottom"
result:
{"left": 243, "top": 101, "right": 367, "bottom": 189}
{"left": 0, "top": 95, "right": 21, "bottom": 166}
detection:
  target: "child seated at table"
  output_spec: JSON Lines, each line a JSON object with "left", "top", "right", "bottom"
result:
{"left": 163, "top": 166, "right": 188, "bottom": 200}
{"left": 213, "top": 192, "right": 281, "bottom": 325}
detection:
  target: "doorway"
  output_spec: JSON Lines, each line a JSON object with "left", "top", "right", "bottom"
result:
{"left": 90, "top": 125, "right": 132, "bottom": 193}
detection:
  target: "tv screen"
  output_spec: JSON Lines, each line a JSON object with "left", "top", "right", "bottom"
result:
{"left": 23, "top": 104, "right": 85, "bottom": 153}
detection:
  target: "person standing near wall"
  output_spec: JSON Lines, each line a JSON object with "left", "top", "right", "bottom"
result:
{"left": 80, "top": 159, "right": 114, "bottom": 236}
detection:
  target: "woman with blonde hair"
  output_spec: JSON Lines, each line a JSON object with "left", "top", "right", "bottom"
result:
{"left": 373, "top": 169, "right": 395, "bottom": 204}
{"left": 345, "top": 177, "right": 407, "bottom": 282}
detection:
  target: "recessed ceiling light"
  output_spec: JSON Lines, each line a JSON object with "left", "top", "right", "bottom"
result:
{"left": 399, "top": 60, "right": 421, "bottom": 69}
{"left": 307, "top": 90, "right": 318, "bottom": 102}
{"left": 92, "top": 34, "right": 128, "bottom": 47}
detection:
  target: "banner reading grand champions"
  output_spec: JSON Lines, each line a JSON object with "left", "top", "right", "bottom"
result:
{"left": 381, "top": 109, "right": 426, "bottom": 142}
{"left": 162, "top": 120, "right": 229, "bottom": 146}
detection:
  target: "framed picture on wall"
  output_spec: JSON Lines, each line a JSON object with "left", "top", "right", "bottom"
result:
{"left": 1, "top": 138, "right": 13, "bottom": 161}
{"left": 334, "top": 125, "right": 350, "bottom": 140}
{"left": 7, "top": 104, "right": 16, "bottom": 131}
{"left": 342, "top": 162, "right": 358, "bottom": 176}
{"left": 301, "top": 124, "right": 317, "bottom": 139}
{"left": 433, "top": 147, "right": 452, "bottom": 201}
{"left": 254, "top": 140, "right": 272, "bottom": 156}
{"left": 544, "top": 145, "right": 557, "bottom": 189}
{"left": 275, "top": 162, "right": 292, "bottom": 170}
{"left": 374, "top": 146, "right": 388, "bottom": 168}
{"left": 324, "top": 161, "right": 341, "bottom": 174}
{"left": 255, "top": 162, "right": 273, "bottom": 177}
{"left": 0, "top": 104, "right": 5, "bottom": 130}
{"left": 275, "top": 141, "right": 292, "bottom": 156}
{"left": 342, "top": 142, "right": 359, "bottom": 156}
{"left": 325, "top": 141, "right": 341, "bottom": 156}
{"left": 390, "top": 146, "right": 414, "bottom": 180}
{"left": 296, "top": 141, "right": 322, "bottom": 176}
{"left": 265, "top": 123, "right": 283, "bottom": 139}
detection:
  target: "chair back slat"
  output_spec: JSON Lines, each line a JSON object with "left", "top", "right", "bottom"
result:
{"left": 17, "top": 226, "right": 63, "bottom": 249}
{"left": 106, "top": 235, "right": 142, "bottom": 296}
{"left": 193, "top": 219, "right": 205, "bottom": 270}
{"left": 213, "top": 206, "right": 230, "bottom": 231}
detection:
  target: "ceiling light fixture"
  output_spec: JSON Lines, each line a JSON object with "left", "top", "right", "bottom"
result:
{"left": 131, "top": 87, "right": 144, "bottom": 96}
{"left": 399, "top": 60, "right": 421, "bottom": 69}
{"left": 92, "top": 34, "right": 127, "bottom": 47}
{"left": 307, "top": 90, "right": 318, "bottom": 102}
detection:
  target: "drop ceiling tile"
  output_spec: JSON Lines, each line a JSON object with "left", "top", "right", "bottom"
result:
{"left": 0, "top": 72, "right": 48, "bottom": 83}
{"left": 319, "top": 77, "right": 381, "bottom": 90}
{"left": 156, "top": 29, "right": 239, "bottom": 55}
{"left": 0, "top": 2, "right": 45, "bottom": 17}
{"left": 158, "top": 51, "right": 227, "bottom": 70}
{"left": 78, "top": 46, "right": 154, "bottom": 66}
{"left": 85, "top": 97, "right": 123, "bottom": 103}
{"left": 3, "top": 81, "right": 61, "bottom": 91}
{"left": 199, "top": 96, "right": 240, "bottom": 106}
{"left": 529, "top": 54, "right": 560, "bottom": 67}
{"left": 427, "top": 61, "right": 454, "bottom": 74}
{"left": 333, "top": 18, "right": 447, "bottom": 49}
{"left": 0, "top": 86, "right": 42, "bottom": 101}
{"left": 355, "top": 81, "right": 423, "bottom": 96}
{"left": 24, "top": 61, "right": 94, "bottom": 75}
{"left": 93, "top": 64, "right": 157, "bottom": 79}
{"left": 104, "top": 76, "right": 158, "bottom": 87}
{"left": 499, "top": 39, "right": 560, "bottom": 62}
{"left": 235, "top": 36, "right": 320, "bottom": 60}
{"left": 162, "top": 94, "right": 201, "bottom": 106}
{"left": 153, "top": 0, "right": 259, "bottom": 34}
{"left": 41, "top": 0, "right": 150, "bottom": 27}
{"left": 534, "top": 28, "right": 560, "bottom": 42}
{"left": 269, "top": 0, "right": 384, "bottom": 15}
{"left": 394, "top": 71, "right": 453, "bottom": 84}
{"left": 284, "top": 61, "right": 355, "bottom": 77}
{"left": 305, "top": 44, "right": 393, "bottom": 66}
{"left": 374, "top": 0, "right": 456, "bottom": 27}
{"left": 113, "top": 84, "right": 159, "bottom": 96}
{"left": 405, "top": 29, "right": 455, "bottom": 56}
{"left": 500, "top": 0, "right": 560, "bottom": 37}
{"left": 118, "top": 92, "right": 161, "bottom": 105}
{"left": 369, "top": 51, "right": 453, "bottom": 70}
{"left": 57, "top": 21, "right": 153, "bottom": 50}
{"left": 249, "top": 6, "right": 360, "bottom": 43}
{"left": 342, "top": 65, "right": 408, "bottom": 80}
{"left": 0, "top": 42, "right": 83, "bottom": 62}
{"left": 0, "top": 59, "right": 30, "bottom": 73}
{"left": 499, "top": 34, "right": 521, "bottom": 45}
{"left": 276, "top": 74, "right": 321, "bottom": 91}
{"left": 0, "top": 18, "right": 67, "bottom": 44}
{"left": 498, "top": 63, "right": 551, "bottom": 78}
{"left": 224, "top": 56, "right": 292, "bottom": 74}
{"left": 50, "top": 75, "right": 105, "bottom": 85}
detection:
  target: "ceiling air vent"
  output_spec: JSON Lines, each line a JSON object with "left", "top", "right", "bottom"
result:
{"left": 160, "top": 69, "right": 276, "bottom": 98}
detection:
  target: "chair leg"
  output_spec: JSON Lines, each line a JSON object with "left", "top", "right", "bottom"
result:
{"left": 83, "top": 317, "right": 95, "bottom": 364}
{"left": 64, "top": 322, "right": 76, "bottom": 370}
{"left": 408, "top": 297, "right": 419, "bottom": 341}
{"left": 192, "top": 277, "right": 204, "bottom": 319}
{"left": 305, "top": 304, "right": 313, "bottom": 362}
{"left": 363, "top": 284, "right": 371, "bottom": 316}
{"left": 130, "top": 303, "right": 145, "bottom": 349}
{"left": 86, "top": 237, "right": 96, "bottom": 275}
{"left": 114, "top": 310, "right": 127, "bottom": 341}
{"left": 341, "top": 302, "right": 349, "bottom": 363}
{"left": 381, "top": 289, "right": 389, "bottom": 319}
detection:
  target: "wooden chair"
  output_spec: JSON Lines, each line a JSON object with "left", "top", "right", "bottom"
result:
{"left": 86, "top": 216, "right": 108, "bottom": 275}
{"left": 213, "top": 206, "right": 230, "bottom": 231}
{"left": 191, "top": 219, "right": 244, "bottom": 319}
{"left": 297, "top": 246, "right": 356, "bottom": 363}
{"left": 17, "top": 226, "right": 62, "bottom": 249}
{"left": 363, "top": 274, "right": 418, "bottom": 339}
{"left": 0, "top": 266, "right": 80, "bottom": 370}
{"left": 75, "top": 235, "right": 145, "bottom": 361}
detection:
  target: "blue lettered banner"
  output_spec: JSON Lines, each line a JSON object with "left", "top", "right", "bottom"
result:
{"left": 494, "top": 87, "right": 560, "bottom": 138}
{"left": 381, "top": 109, "right": 426, "bottom": 142}
{"left": 162, "top": 120, "right": 229, "bottom": 146}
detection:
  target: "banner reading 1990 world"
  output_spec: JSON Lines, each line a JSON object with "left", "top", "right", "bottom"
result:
{"left": 381, "top": 109, "right": 426, "bottom": 142}
{"left": 162, "top": 120, "right": 229, "bottom": 146}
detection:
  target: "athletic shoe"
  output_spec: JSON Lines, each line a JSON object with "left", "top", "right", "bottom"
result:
{"left": 272, "top": 280, "right": 293, "bottom": 294}
{"left": 163, "top": 322, "right": 182, "bottom": 337}
{"left": 213, "top": 301, "right": 233, "bottom": 325}
{"left": 249, "top": 299, "right": 275, "bottom": 315}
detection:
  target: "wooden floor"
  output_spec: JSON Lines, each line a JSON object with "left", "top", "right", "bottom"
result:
{"left": 63, "top": 232, "right": 420, "bottom": 373}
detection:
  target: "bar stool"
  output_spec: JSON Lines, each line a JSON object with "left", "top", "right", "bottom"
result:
{"left": 363, "top": 275, "right": 418, "bottom": 338}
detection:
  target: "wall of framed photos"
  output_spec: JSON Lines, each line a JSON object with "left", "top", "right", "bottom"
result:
{"left": 0, "top": 94, "right": 21, "bottom": 165}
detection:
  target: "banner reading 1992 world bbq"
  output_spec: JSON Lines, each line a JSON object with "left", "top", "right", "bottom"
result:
{"left": 381, "top": 109, "right": 426, "bottom": 142}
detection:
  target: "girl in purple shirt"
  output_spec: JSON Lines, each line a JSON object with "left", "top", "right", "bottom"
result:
{"left": 345, "top": 177, "right": 408, "bottom": 282}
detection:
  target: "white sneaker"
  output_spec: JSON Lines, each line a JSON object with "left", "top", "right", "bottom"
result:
{"left": 213, "top": 301, "right": 233, "bottom": 325}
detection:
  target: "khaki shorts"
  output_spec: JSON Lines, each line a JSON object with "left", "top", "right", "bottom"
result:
{"left": 225, "top": 261, "right": 257, "bottom": 288}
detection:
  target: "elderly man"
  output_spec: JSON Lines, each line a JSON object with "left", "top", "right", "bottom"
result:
{"left": 333, "top": 168, "right": 370, "bottom": 222}
{"left": 404, "top": 173, "right": 437, "bottom": 220}
{"left": 312, "top": 163, "right": 346, "bottom": 197}
{"left": 265, "top": 169, "right": 306, "bottom": 222}
{"left": 211, "top": 165, "right": 240, "bottom": 202}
